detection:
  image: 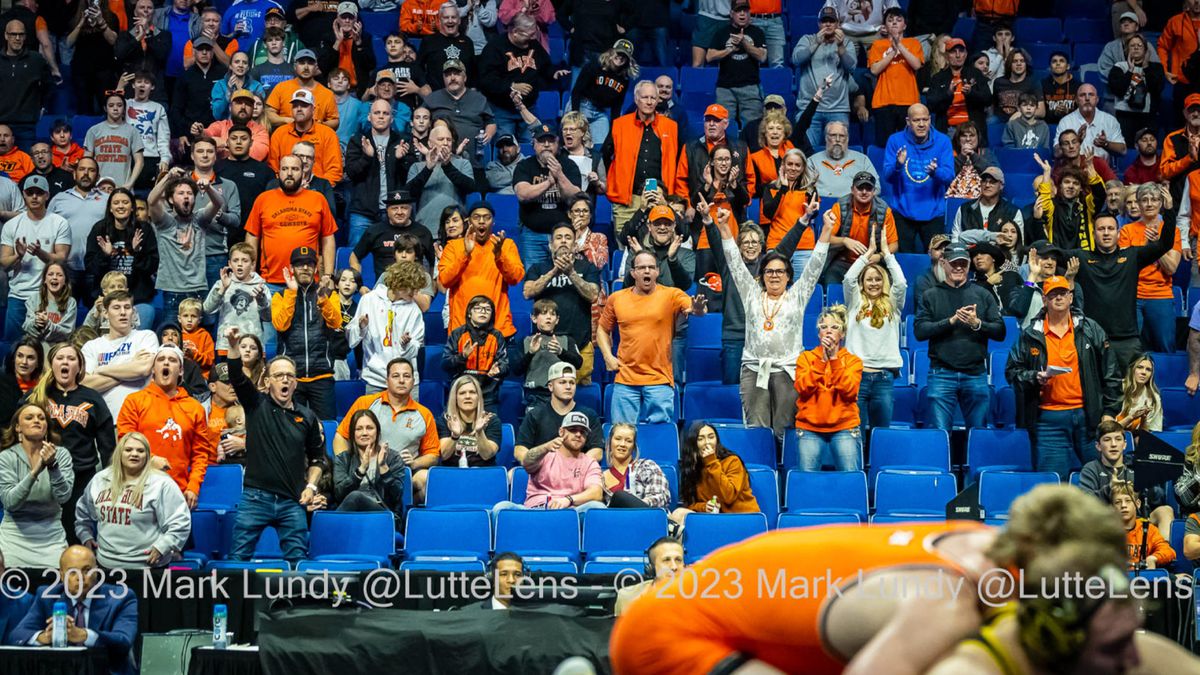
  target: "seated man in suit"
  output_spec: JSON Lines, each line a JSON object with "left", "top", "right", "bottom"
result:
{"left": 9, "top": 545, "right": 139, "bottom": 675}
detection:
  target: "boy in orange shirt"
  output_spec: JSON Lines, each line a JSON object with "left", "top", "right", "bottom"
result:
{"left": 1112, "top": 480, "right": 1175, "bottom": 570}
{"left": 178, "top": 298, "right": 214, "bottom": 378}
{"left": 866, "top": 8, "right": 924, "bottom": 147}
{"left": 49, "top": 119, "right": 84, "bottom": 171}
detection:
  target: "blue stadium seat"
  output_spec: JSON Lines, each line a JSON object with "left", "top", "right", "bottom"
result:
{"left": 873, "top": 470, "right": 957, "bottom": 517}
{"left": 1070, "top": 20, "right": 1110, "bottom": 45}
{"left": 989, "top": 350, "right": 1009, "bottom": 387}
{"left": 308, "top": 511, "right": 395, "bottom": 564}
{"left": 322, "top": 420, "right": 338, "bottom": 457}
{"left": 978, "top": 471, "right": 1060, "bottom": 520}
{"left": 72, "top": 115, "right": 103, "bottom": 142}
{"left": 660, "top": 463, "right": 679, "bottom": 507}
{"left": 778, "top": 512, "right": 861, "bottom": 528}
{"left": 994, "top": 147, "right": 1040, "bottom": 173}
{"left": 619, "top": 423, "right": 679, "bottom": 466}
{"left": 334, "top": 380, "right": 366, "bottom": 419}
{"left": 1072, "top": 42, "right": 1106, "bottom": 67}
{"left": 1024, "top": 43, "right": 1063, "bottom": 71}
{"left": 582, "top": 508, "right": 668, "bottom": 563}
{"left": 419, "top": 381, "right": 445, "bottom": 419}
{"left": 1149, "top": 352, "right": 1188, "bottom": 388}
{"left": 297, "top": 560, "right": 381, "bottom": 572}
{"left": 1161, "top": 387, "right": 1200, "bottom": 429}
{"left": 184, "top": 510, "right": 225, "bottom": 562}
{"left": 533, "top": 91, "right": 560, "bottom": 123}
{"left": 583, "top": 561, "right": 643, "bottom": 574}
{"left": 425, "top": 467, "right": 510, "bottom": 509}
{"left": 760, "top": 68, "right": 793, "bottom": 98}
{"left": 360, "top": 11, "right": 399, "bottom": 39}
{"left": 679, "top": 67, "right": 718, "bottom": 94}
{"left": 507, "top": 284, "right": 533, "bottom": 316}
{"left": 422, "top": 345, "right": 444, "bottom": 381}
{"left": 710, "top": 424, "right": 775, "bottom": 468}
{"left": 335, "top": 247, "right": 352, "bottom": 271}
{"left": 1151, "top": 431, "right": 1190, "bottom": 453}
{"left": 207, "top": 559, "right": 290, "bottom": 571}
{"left": 510, "top": 466, "right": 528, "bottom": 502}
{"left": 867, "top": 428, "right": 951, "bottom": 487}
{"left": 747, "top": 467, "right": 779, "bottom": 528}
{"left": 893, "top": 385, "right": 919, "bottom": 425}
{"left": 911, "top": 347, "right": 929, "bottom": 386}
{"left": 685, "top": 347, "right": 723, "bottom": 383}
{"left": 399, "top": 560, "right": 486, "bottom": 572}
{"left": 403, "top": 509, "right": 491, "bottom": 563}
{"left": 1006, "top": 172, "right": 1038, "bottom": 204}
{"left": 966, "top": 428, "right": 1033, "bottom": 482}
{"left": 683, "top": 383, "right": 741, "bottom": 421}
{"left": 783, "top": 470, "right": 868, "bottom": 520}
{"left": 1170, "top": 519, "right": 1192, "bottom": 575}
{"left": 499, "top": 380, "right": 525, "bottom": 425}
{"left": 687, "top": 313, "right": 722, "bottom": 348}
{"left": 196, "top": 464, "right": 243, "bottom": 512}
{"left": 682, "top": 513, "right": 768, "bottom": 563}
{"left": 1015, "top": 18, "right": 1063, "bottom": 43}
{"left": 493, "top": 423, "right": 517, "bottom": 469}
{"left": 870, "top": 513, "right": 947, "bottom": 523}
{"left": 489, "top": 193, "right": 520, "bottom": 230}
{"left": 576, "top": 383, "right": 601, "bottom": 415}
{"left": 594, "top": 195, "right": 613, "bottom": 225}
{"left": 951, "top": 17, "right": 976, "bottom": 41}
{"left": 894, "top": 254, "right": 930, "bottom": 296}
{"left": 495, "top": 509, "right": 581, "bottom": 568}
{"left": 988, "top": 316, "right": 1019, "bottom": 354}
{"left": 992, "top": 387, "right": 1016, "bottom": 427}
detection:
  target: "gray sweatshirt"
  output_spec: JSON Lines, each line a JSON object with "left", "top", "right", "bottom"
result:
{"left": 0, "top": 444, "right": 74, "bottom": 567}
{"left": 23, "top": 295, "right": 77, "bottom": 350}
{"left": 203, "top": 272, "right": 271, "bottom": 351}
{"left": 1002, "top": 117, "right": 1050, "bottom": 149}
{"left": 791, "top": 34, "right": 858, "bottom": 114}
{"left": 75, "top": 468, "right": 192, "bottom": 570}
{"left": 198, "top": 176, "right": 243, "bottom": 257}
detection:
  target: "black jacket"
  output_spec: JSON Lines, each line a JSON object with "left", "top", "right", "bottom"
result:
{"left": 1108, "top": 61, "right": 1166, "bottom": 121}
{"left": 345, "top": 129, "right": 412, "bottom": 216}
{"left": 114, "top": 29, "right": 172, "bottom": 105}
{"left": 680, "top": 136, "right": 749, "bottom": 212}
{"left": 958, "top": 197, "right": 1021, "bottom": 235}
{"left": 27, "top": 384, "right": 115, "bottom": 472}
{"left": 170, "top": 62, "right": 228, "bottom": 136}
{"left": 331, "top": 446, "right": 405, "bottom": 520}
{"left": 476, "top": 34, "right": 553, "bottom": 112}
{"left": 926, "top": 65, "right": 992, "bottom": 144}
{"left": 1005, "top": 310, "right": 1121, "bottom": 431}
{"left": 217, "top": 157, "right": 274, "bottom": 237}
{"left": 0, "top": 48, "right": 51, "bottom": 124}
{"left": 84, "top": 219, "right": 159, "bottom": 306}
{"left": 914, "top": 280, "right": 1006, "bottom": 374}
{"left": 275, "top": 283, "right": 341, "bottom": 379}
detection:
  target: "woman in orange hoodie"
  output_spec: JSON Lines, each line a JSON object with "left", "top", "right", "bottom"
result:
{"left": 1112, "top": 480, "right": 1176, "bottom": 570}
{"left": 669, "top": 421, "right": 759, "bottom": 529}
{"left": 795, "top": 305, "right": 863, "bottom": 472}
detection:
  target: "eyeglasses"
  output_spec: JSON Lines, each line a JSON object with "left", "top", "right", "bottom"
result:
{"left": 469, "top": 213, "right": 492, "bottom": 222}
{"left": 632, "top": 264, "right": 658, "bottom": 271}
{"left": 763, "top": 268, "right": 788, "bottom": 276}
{"left": 271, "top": 373, "right": 297, "bottom": 381}
{"left": 5, "top": 32, "right": 25, "bottom": 37}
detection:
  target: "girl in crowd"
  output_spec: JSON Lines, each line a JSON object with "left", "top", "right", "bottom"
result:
{"left": 747, "top": 110, "right": 794, "bottom": 227}
{"left": 794, "top": 306, "right": 864, "bottom": 471}
{"left": 994, "top": 220, "right": 1024, "bottom": 271}
{"left": 236, "top": 333, "right": 268, "bottom": 392}
{"left": 947, "top": 122, "right": 997, "bottom": 199}
{"left": 716, "top": 200, "right": 827, "bottom": 441}
{"left": 1117, "top": 353, "right": 1163, "bottom": 432}
{"left": 844, "top": 228, "right": 906, "bottom": 435}
{"left": 0, "top": 403, "right": 73, "bottom": 568}
{"left": 436, "top": 205, "right": 466, "bottom": 327}
{"left": 212, "top": 51, "right": 266, "bottom": 120}
{"left": 560, "top": 111, "right": 607, "bottom": 195}
{"left": 671, "top": 422, "right": 759, "bottom": 528}
{"left": 332, "top": 409, "right": 406, "bottom": 520}
{"left": 569, "top": 42, "right": 637, "bottom": 146}
{"left": 27, "top": 343, "right": 115, "bottom": 546}
{"left": 23, "top": 262, "right": 76, "bottom": 350}
{"left": 970, "top": 241, "right": 1021, "bottom": 314}
{"left": 437, "top": 375, "right": 500, "bottom": 467}
{"left": 75, "top": 431, "right": 190, "bottom": 569}
{"left": 0, "top": 338, "right": 45, "bottom": 424}
{"left": 84, "top": 187, "right": 159, "bottom": 328}
{"left": 603, "top": 423, "right": 670, "bottom": 509}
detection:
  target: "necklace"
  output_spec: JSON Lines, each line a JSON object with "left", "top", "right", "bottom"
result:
{"left": 762, "top": 292, "right": 785, "bottom": 331}
{"left": 902, "top": 157, "right": 931, "bottom": 184}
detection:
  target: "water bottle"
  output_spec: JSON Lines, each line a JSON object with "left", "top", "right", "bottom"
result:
{"left": 475, "top": 129, "right": 486, "bottom": 162}
{"left": 212, "top": 604, "right": 228, "bottom": 649}
{"left": 706, "top": 496, "right": 720, "bottom": 514}
{"left": 51, "top": 601, "right": 67, "bottom": 648}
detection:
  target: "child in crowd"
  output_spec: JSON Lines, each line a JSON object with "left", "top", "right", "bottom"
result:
{"left": 82, "top": 272, "right": 141, "bottom": 333}
{"left": 125, "top": 71, "right": 172, "bottom": 189}
{"left": 178, "top": 298, "right": 214, "bottom": 378}
{"left": 22, "top": 261, "right": 76, "bottom": 350}
{"left": 333, "top": 267, "right": 363, "bottom": 380}
{"left": 519, "top": 299, "right": 583, "bottom": 409}
{"left": 203, "top": 242, "right": 270, "bottom": 358}
{"left": 158, "top": 322, "right": 210, "bottom": 402}
{"left": 393, "top": 233, "right": 436, "bottom": 305}
{"left": 443, "top": 295, "right": 509, "bottom": 415}
{"left": 217, "top": 404, "right": 246, "bottom": 464}
{"left": 1002, "top": 93, "right": 1049, "bottom": 149}
{"left": 84, "top": 92, "right": 144, "bottom": 190}
{"left": 1111, "top": 480, "right": 1176, "bottom": 570}
{"left": 1078, "top": 419, "right": 1175, "bottom": 536}
{"left": 249, "top": 27, "right": 293, "bottom": 95}
{"left": 50, "top": 119, "right": 84, "bottom": 171}
{"left": 347, "top": 261, "right": 426, "bottom": 395}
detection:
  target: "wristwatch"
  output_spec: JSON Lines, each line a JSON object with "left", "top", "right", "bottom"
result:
{"left": 567, "top": 495, "right": 575, "bottom": 506}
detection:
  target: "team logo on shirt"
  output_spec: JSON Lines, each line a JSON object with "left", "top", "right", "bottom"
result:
{"left": 1030, "top": 348, "right": 1040, "bottom": 357}
{"left": 295, "top": 416, "right": 304, "bottom": 424}
{"left": 156, "top": 417, "right": 183, "bottom": 442}
{"left": 46, "top": 400, "right": 93, "bottom": 428}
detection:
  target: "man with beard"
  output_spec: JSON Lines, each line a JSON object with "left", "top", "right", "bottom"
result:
{"left": 0, "top": 176, "right": 70, "bottom": 340}
{"left": 28, "top": 143, "right": 72, "bottom": 198}
{"left": 513, "top": 123, "right": 583, "bottom": 268}
{"left": 807, "top": 121, "right": 878, "bottom": 198}
{"left": 199, "top": 88, "right": 270, "bottom": 160}
{"left": 352, "top": 189, "right": 433, "bottom": 282}
{"left": 484, "top": 134, "right": 523, "bottom": 194}
{"left": 494, "top": 411, "right": 604, "bottom": 513}
{"left": 116, "top": 344, "right": 213, "bottom": 509}
{"left": 266, "top": 49, "right": 339, "bottom": 129}
{"left": 267, "top": 89, "right": 344, "bottom": 182}
{"left": 188, "top": 137, "right": 243, "bottom": 288}
{"left": 265, "top": 140, "right": 338, "bottom": 221}
{"left": 245, "top": 155, "right": 338, "bottom": 290}
{"left": 599, "top": 249, "right": 707, "bottom": 424}
{"left": 269, "top": 246, "right": 342, "bottom": 419}
{"left": 224, "top": 324, "right": 327, "bottom": 565}
{"left": 822, "top": 172, "right": 900, "bottom": 286}
{"left": 1123, "top": 128, "right": 1161, "bottom": 186}
{"left": 81, "top": 290, "right": 160, "bottom": 418}
{"left": 438, "top": 200, "right": 525, "bottom": 336}
{"left": 47, "top": 158, "right": 106, "bottom": 302}
{"left": 416, "top": 3, "right": 477, "bottom": 92}
{"left": 422, "top": 59, "right": 495, "bottom": 161}
{"left": 523, "top": 223, "right": 601, "bottom": 382}
{"left": 216, "top": 126, "right": 273, "bottom": 247}
{"left": 476, "top": 15, "right": 557, "bottom": 143}
{"left": 148, "top": 167, "right": 226, "bottom": 325}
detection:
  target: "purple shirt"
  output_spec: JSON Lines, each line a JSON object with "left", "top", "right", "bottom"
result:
{"left": 524, "top": 450, "right": 602, "bottom": 508}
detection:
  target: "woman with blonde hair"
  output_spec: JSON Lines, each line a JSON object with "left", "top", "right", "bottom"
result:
{"left": 762, "top": 147, "right": 818, "bottom": 276}
{"left": 570, "top": 40, "right": 639, "bottom": 146}
{"left": 75, "top": 431, "right": 191, "bottom": 569}
{"left": 0, "top": 403, "right": 73, "bottom": 568}
{"left": 1115, "top": 353, "right": 1162, "bottom": 431}
{"left": 561, "top": 111, "right": 607, "bottom": 195}
{"left": 1176, "top": 421, "right": 1200, "bottom": 515}
{"left": 843, "top": 227, "right": 906, "bottom": 434}
{"left": 437, "top": 375, "right": 501, "bottom": 467}
{"left": 794, "top": 305, "right": 864, "bottom": 471}
{"left": 747, "top": 110, "right": 794, "bottom": 226}
{"left": 604, "top": 423, "right": 670, "bottom": 509}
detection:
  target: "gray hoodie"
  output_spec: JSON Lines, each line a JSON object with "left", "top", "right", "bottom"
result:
{"left": 203, "top": 271, "right": 271, "bottom": 352}
{"left": 75, "top": 468, "right": 191, "bottom": 570}
{"left": 792, "top": 33, "right": 858, "bottom": 114}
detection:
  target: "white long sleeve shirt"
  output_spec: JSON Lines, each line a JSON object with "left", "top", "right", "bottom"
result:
{"left": 346, "top": 285, "right": 424, "bottom": 390}
{"left": 843, "top": 252, "right": 907, "bottom": 370}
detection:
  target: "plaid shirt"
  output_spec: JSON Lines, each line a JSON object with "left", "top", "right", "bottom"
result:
{"left": 605, "top": 458, "right": 671, "bottom": 509}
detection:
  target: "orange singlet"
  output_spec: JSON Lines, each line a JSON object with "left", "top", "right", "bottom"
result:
{"left": 610, "top": 522, "right": 987, "bottom": 675}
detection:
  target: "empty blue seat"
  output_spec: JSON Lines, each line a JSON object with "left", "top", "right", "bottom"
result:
{"left": 495, "top": 509, "right": 581, "bottom": 567}
{"left": 1015, "top": 18, "right": 1062, "bottom": 43}
{"left": 679, "top": 66, "right": 718, "bottom": 94}
{"left": 576, "top": 382, "right": 601, "bottom": 414}
{"left": 687, "top": 313, "right": 722, "bottom": 348}
{"left": 778, "top": 512, "right": 861, "bottom": 528}
{"left": 360, "top": 11, "right": 399, "bottom": 39}
{"left": 496, "top": 424, "right": 516, "bottom": 468}
{"left": 966, "top": 428, "right": 1033, "bottom": 482}
{"left": 207, "top": 559, "right": 290, "bottom": 571}
{"left": 334, "top": 380, "right": 366, "bottom": 419}
{"left": 979, "top": 471, "right": 1059, "bottom": 520}
{"left": 747, "top": 467, "right": 780, "bottom": 528}
{"left": 322, "top": 420, "right": 338, "bottom": 458}
{"left": 297, "top": 560, "right": 380, "bottom": 572}
{"left": 683, "top": 383, "right": 742, "bottom": 421}
{"left": 874, "top": 470, "right": 957, "bottom": 517}
{"left": 1149, "top": 352, "right": 1188, "bottom": 388}
{"left": 989, "top": 350, "right": 1010, "bottom": 387}
{"left": 682, "top": 513, "right": 768, "bottom": 563}
{"left": 499, "top": 380, "right": 525, "bottom": 424}
{"left": 1161, "top": 387, "right": 1200, "bottom": 429}
{"left": 184, "top": 510, "right": 225, "bottom": 562}
{"left": 1170, "top": 519, "right": 1192, "bottom": 574}
{"left": 711, "top": 424, "right": 775, "bottom": 468}
{"left": 510, "top": 466, "right": 529, "bottom": 503}
{"left": 196, "top": 464, "right": 243, "bottom": 512}
{"left": 870, "top": 513, "right": 946, "bottom": 523}
{"left": 994, "top": 147, "right": 1040, "bottom": 173}
{"left": 685, "top": 347, "right": 723, "bottom": 383}
{"left": 992, "top": 387, "right": 1016, "bottom": 427}
{"left": 400, "top": 560, "right": 486, "bottom": 572}
{"left": 660, "top": 464, "right": 679, "bottom": 507}
{"left": 912, "top": 348, "right": 930, "bottom": 386}
{"left": 989, "top": 316, "right": 1020, "bottom": 354}
{"left": 1024, "top": 43, "right": 1063, "bottom": 70}
{"left": 868, "top": 428, "right": 951, "bottom": 488}
{"left": 582, "top": 508, "right": 668, "bottom": 562}
{"left": 783, "top": 470, "right": 868, "bottom": 520}
{"left": 423, "top": 345, "right": 445, "bottom": 382}
{"left": 760, "top": 67, "right": 792, "bottom": 98}
{"left": 308, "top": 511, "right": 395, "bottom": 563}
{"left": 583, "top": 560, "right": 643, "bottom": 574}
{"left": 403, "top": 509, "right": 491, "bottom": 562}
{"left": 425, "top": 467, "right": 510, "bottom": 509}
{"left": 605, "top": 423, "right": 679, "bottom": 466}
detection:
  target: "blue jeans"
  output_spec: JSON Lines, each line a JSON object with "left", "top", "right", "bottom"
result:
{"left": 926, "top": 369, "right": 990, "bottom": 431}
{"left": 721, "top": 338, "right": 744, "bottom": 385}
{"left": 1136, "top": 298, "right": 1176, "bottom": 352}
{"left": 579, "top": 99, "right": 612, "bottom": 147}
{"left": 348, "top": 211, "right": 378, "bottom": 251}
{"left": 491, "top": 499, "right": 605, "bottom": 523}
{"left": 857, "top": 370, "right": 895, "bottom": 432}
{"left": 134, "top": 303, "right": 156, "bottom": 331}
{"left": 806, "top": 111, "right": 851, "bottom": 153}
{"left": 229, "top": 488, "right": 310, "bottom": 563}
{"left": 261, "top": 282, "right": 285, "bottom": 355}
{"left": 630, "top": 26, "right": 669, "bottom": 67}
{"left": 493, "top": 107, "right": 531, "bottom": 144}
{"left": 796, "top": 428, "right": 862, "bottom": 471}
{"left": 520, "top": 228, "right": 552, "bottom": 269}
{"left": 205, "top": 254, "right": 225, "bottom": 291}
{"left": 751, "top": 16, "right": 786, "bottom": 68}
{"left": 1035, "top": 407, "right": 1093, "bottom": 481}
{"left": 160, "top": 290, "right": 203, "bottom": 330}
{"left": 791, "top": 250, "right": 813, "bottom": 285}
{"left": 4, "top": 298, "right": 27, "bottom": 341}
{"left": 610, "top": 383, "right": 674, "bottom": 424}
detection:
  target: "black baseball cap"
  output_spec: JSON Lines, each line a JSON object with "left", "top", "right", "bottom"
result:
{"left": 290, "top": 246, "right": 318, "bottom": 266}
{"left": 853, "top": 171, "right": 876, "bottom": 189}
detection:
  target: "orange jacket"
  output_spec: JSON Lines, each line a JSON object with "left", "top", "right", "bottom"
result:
{"left": 267, "top": 122, "right": 344, "bottom": 182}
{"left": 182, "top": 327, "right": 214, "bottom": 377}
{"left": 605, "top": 112, "right": 680, "bottom": 206}
{"left": 746, "top": 142, "right": 792, "bottom": 220}
{"left": 1160, "top": 127, "right": 1198, "bottom": 182}
{"left": 116, "top": 382, "right": 214, "bottom": 495}
{"left": 794, "top": 347, "right": 862, "bottom": 433}
{"left": 437, "top": 236, "right": 526, "bottom": 337}
{"left": 1125, "top": 520, "right": 1176, "bottom": 569}
{"left": 400, "top": 0, "right": 442, "bottom": 36}
{"left": 762, "top": 185, "right": 814, "bottom": 250}
{"left": 0, "top": 148, "right": 34, "bottom": 183}
{"left": 686, "top": 453, "right": 760, "bottom": 514}
{"left": 51, "top": 143, "right": 84, "bottom": 170}
{"left": 1158, "top": 12, "right": 1200, "bottom": 84}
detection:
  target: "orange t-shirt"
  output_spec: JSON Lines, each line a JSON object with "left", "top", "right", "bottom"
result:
{"left": 338, "top": 41, "right": 358, "bottom": 86}
{"left": 598, "top": 285, "right": 691, "bottom": 387}
{"left": 765, "top": 187, "right": 812, "bottom": 250}
{"left": 0, "top": 148, "right": 34, "bottom": 182}
{"left": 610, "top": 523, "right": 983, "bottom": 675}
{"left": 266, "top": 79, "right": 340, "bottom": 125}
{"left": 183, "top": 38, "right": 240, "bottom": 67}
{"left": 182, "top": 327, "right": 215, "bottom": 377}
{"left": 244, "top": 188, "right": 339, "bottom": 283}
{"left": 1041, "top": 321, "right": 1083, "bottom": 410}
{"left": 947, "top": 72, "right": 969, "bottom": 126}
{"left": 1118, "top": 219, "right": 1180, "bottom": 300}
{"left": 868, "top": 37, "right": 924, "bottom": 108}
{"left": 267, "top": 122, "right": 344, "bottom": 182}
{"left": 828, "top": 202, "right": 898, "bottom": 262}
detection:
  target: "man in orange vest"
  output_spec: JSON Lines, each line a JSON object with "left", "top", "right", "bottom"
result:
{"left": 600, "top": 80, "right": 680, "bottom": 242}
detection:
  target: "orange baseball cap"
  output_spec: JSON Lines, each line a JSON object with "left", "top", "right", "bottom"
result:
{"left": 1042, "top": 275, "right": 1071, "bottom": 294}
{"left": 649, "top": 205, "right": 675, "bottom": 221}
{"left": 1186, "top": 93, "right": 1200, "bottom": 109}
{"left": 703, "top": 104, "right": 728, "bottom": 120}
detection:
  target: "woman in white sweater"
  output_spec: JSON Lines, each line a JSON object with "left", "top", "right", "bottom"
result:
{"left": 346, "top": 261, "right": 426, "bottom": 395}
{"left": 75, "top": 431, "right": 191, "bottom": 569}
{"left": 715, "top": 198, "right": 828, "bottom": 441}
{"left": 0, "top": 403, "right": 74, "bottom": 569}
{"left": 843, "top": 226, "right": 907, "bottom": 434}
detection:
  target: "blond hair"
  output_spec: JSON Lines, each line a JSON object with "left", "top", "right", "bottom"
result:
{"left": 987, "top": 485, "right": 1126, "bottom": 570}
{"left": 100, "top": 271, "right": 128, "bottom": 294}
{"left": 178, "top": 298, "right": 203, "bottom": 315}
{"left": 110, "top": 432, "right": 160, "bottom": 509}
{"left": 757, "top": 109, "right": 792, "bottom": 149}
{"left": 1188, "top": 421, "right": 1200, "bottom": 468}
{"left": 817, "top": 303, "right": 848, "bottom": 332}
{"left": 855, "top": 263, "right": 899, "bottom": 329}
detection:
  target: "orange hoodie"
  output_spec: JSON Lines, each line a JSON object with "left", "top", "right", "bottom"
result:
{"left": 182, "top": 327, "right": 214, "bottom": 378}
{"left": 794, "top": 347, "right": 863, "bottom": 433}
{"left": 1124, "top": 520, "right": 1176, "bottom": 569}
{"left": 117, "top": 382, "right": 214, "bottom": 496}
{"left": 685, "top": 454, "right": 760, "bottom": 514}
{"left": 437, "top": 236, "right": 526, "bottom": 338}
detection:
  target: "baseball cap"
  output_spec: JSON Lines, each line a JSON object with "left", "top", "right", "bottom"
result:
{"left": 22, "top": 174, "right": 48, "bottom": 193}
{"left": 1134, "top": 127, "right": 1157, "bottom": 142}
{"left": 290, "top": 246, "right": 318, "bottom": 266}
{"left": 969, "top": 241, "right": 1004, "bottom": 263}
{"left": 649, "top": 204, "right": 675, "bottom": 222}
{"left": 1186, "top": 93, "right": 1200, "bottom": 110}
{"left": 853, "top": 171, "right": 876, "bottom": 189}
{"left": 981, "top": 166, "right": 1005, "bottom": 183}
{"left": 291, "top": 89, "right": 315, "bottom": 106}
{"left": 230, "top": 88, "right": 256, "bottom": 102}
{"left": 383, "top": 189, "right": 414, "bottom": 205}
{"left": 96, "top": 176, "right": 117, "bottom": 188}
{"left": 443, "top": 58, "right": 465, "bottom": 72}
{"left": 337, "top": 1, "right": 358, "bottom": 16}
{"left": 703, "top": 104, "right": 728, "bottom": 120}
{"left": 466, "top": 199, "right": 494, "bottom": 216}
{"left": 1042, "top": 275, "right": 1071, "bottom": 294}
{"left": 731, "top": 0, "right": 750, "bottom": 10}
{"left": 1030, "top": 240, "right": 1065, "bottom": 266}
{"left": 945, "top": 37, "right": 967, "bottom": 51}
{"left": 532, "top": 122, "right": 558, "bottom": 140}
{"left": 1119, "top": 11, "right": 1140, "bottom": 23}
{"left": 548, "top": 362, "right": 577, "bottom": 382}
{"left": 374, "top": 70, "right": 395, "bottom": 84}
{"left": 495, "top": 134, "right": 517, "bottom": 147}
{"left": 763, "top": 94, "right": 786, "bottom": 109}
{"left": 192, "top": 36, "right": 215, "bottom": 50}
{"left": 560, "top": 410, "right": 590, "bottom": 431}
{"left": 155, "top": 344, "right": 185, "bottom": 363}
{"left": 943, "top": 243, "right": 970, "bottom": 263}
{"left": 613, "top": 39, "right": 633, "bottom": 57}
{"left": 209, "top": 362, "right": 231, "bottom": 384}
{"left": 295, "top": 48, "right": 318, "bottom": 62}
{"left": 265, "top": 6, "right": 285, "bottom": 19}
{"left": 158, "top": 321, "right": 182, "bottom": 338}
{"left": 929, "top": 234, "right": 951, "bottom": 251}
{"left": 818, "top": 6, "right": 839, "bottom": 22}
